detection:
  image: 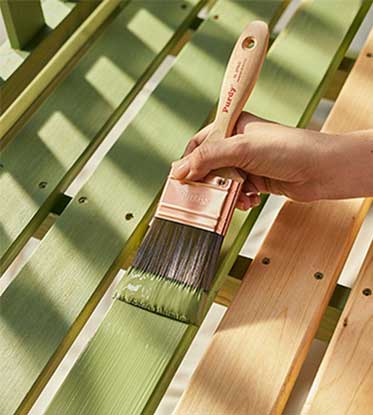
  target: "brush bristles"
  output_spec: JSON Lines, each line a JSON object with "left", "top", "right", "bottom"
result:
{"left": 116, "top": 218, "right": 223, "bottom": 324}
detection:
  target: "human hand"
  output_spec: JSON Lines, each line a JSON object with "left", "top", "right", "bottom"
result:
{"left": 171, "top": 112, "right": 373, "bottom": 209}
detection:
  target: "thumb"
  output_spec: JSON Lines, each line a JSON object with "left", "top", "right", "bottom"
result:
{"left": 171, "top": 136, "right": 246, "bottom": 181}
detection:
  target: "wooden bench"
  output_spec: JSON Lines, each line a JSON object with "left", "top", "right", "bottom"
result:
{"left": 0, "top": 1, "right": 372, "bottom": 414}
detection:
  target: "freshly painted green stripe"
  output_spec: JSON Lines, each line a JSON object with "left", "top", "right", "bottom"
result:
{"left": 0, "top": 0, "right": 45, "bottom": 49}
{"left": 0, "top": 1, "right": 208, "bottom": 413}
{"left": 0, "top": 0, "right": 204, "bottom": 274}
{"left": 43, "top": 1, "right": 370, "bottom": 414}
{"left": 0, "top": 0, "right": 99, "bottom": 114}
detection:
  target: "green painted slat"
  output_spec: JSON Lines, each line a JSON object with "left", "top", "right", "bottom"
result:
{"left": 0, "top": 2, "right": 287, "bottom": 414}
{"left": 42, "top": 1, "right": 371, "bottom": 414}
{"left": 0, "top": 0, "right": 99, "bottom": 114}
{"left": 0, "top": 0, "right": 205, "bottom": 274}
{"left": 0, "top": 0, "right": 45, "bottom": 49}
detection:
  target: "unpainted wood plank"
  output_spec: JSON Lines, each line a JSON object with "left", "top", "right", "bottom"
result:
{"left": 215, "top": 273, "right": 349, "bottom": 342}
{"left": 302, "top": 242, "right": 373, "bottom": 415}
{"left": 176, "top": 26, "right": 373, "bottom": 415}
{"left": 0, "top": 0, "right": 45, "bottom": 49}
{"left": 42, "top": 1, "right": 372, "bottom": 414}
{"left": 0, "top": 0, "right": 205, "bottom": 274}
{"left": 0, "top": 0, "right": 99, "bottom": 115}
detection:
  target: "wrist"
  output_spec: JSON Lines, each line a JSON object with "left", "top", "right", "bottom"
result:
{"left": 318, "top": 130, "right": 373, "bottom": 199}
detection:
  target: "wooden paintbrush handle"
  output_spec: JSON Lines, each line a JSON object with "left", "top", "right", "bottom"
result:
{"left": 205, "top": 20, "right": 269, "bottom": 182}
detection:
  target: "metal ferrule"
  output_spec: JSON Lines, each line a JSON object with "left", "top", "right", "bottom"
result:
{"left": 155, "top": 174, "right": 242, "bottom": 235}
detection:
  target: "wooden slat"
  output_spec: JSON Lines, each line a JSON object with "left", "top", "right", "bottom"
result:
{"left": 176, "top": 26, "right": 373, "bottom": 415}
{"left": 0, "top": 2, "right": 290, "bottom": 415}
{"left": 302, "top": 242, "right": 373, "bottom": 414}
{"left": 42, "top": 1, "right": 371, "bottom": 414}
{"left": 0, "top": 0, "right": 45, "bottom": 49}
{"left": 0, "top": 0, "right": 99, "bottom": 114}
{"left": 0, "top": 0, "right": 205, "bottom": 274}
{"left": 215, "top": 270, "right": 350, "bottom": 342}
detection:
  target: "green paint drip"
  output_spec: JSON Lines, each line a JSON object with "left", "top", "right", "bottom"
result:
{"left": 115, "top": 268, "right": 207, "bottom": 325}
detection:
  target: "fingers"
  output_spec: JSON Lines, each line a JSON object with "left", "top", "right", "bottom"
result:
{"left": 172, "top": 136, "right": 248, "bottom": 181}
{"left": 236, "top": 192, "right": 261, "bottom": 210}
{"left": 183, "top": 123, "right": 213, "bottom": 156}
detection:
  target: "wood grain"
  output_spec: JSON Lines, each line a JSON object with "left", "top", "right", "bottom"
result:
{"left": 176, "top": 25, "right": 373, "bottom": 415}
{"left": 302, "top": 242, "right": 373, "bottom": 415}
{"left": 42, "top": 1, "right": 370, "bottom": 414}
{"left": 0, "top": 0, "right": 204, "bottom": 274}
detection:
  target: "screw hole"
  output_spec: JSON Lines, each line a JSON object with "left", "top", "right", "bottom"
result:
{"left": 366, "top": 52, "right": 373, "bottom": 58}
{"left": 362, "top": 288, "right": 372, "bottom": 296}
{"left": 213, "top": 14, "right": 219, "bottom": 20}
{"left": 314, "top": 272, "right": 324, "bottom": 280}
{"left": 242, "top": 37, "right": 256, "bottom": 50}
{"left": 0, "top": 163, "right": 4, "bottom": 168}
{"left": 38, "top": 181, "right": 48, "bottom": 189}
{"left": 125, "top": 212, "right": 134, "bottom": 221}
{"left": 78, "top": 196, "right": 88, "bottom": 204}
{"left": 262, "top": 257, "right": 270, "bottom": 265}
{"left": 180, "top": 3, "right": 187, "bottom": 9}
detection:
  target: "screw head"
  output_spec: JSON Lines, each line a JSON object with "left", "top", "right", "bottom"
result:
{"left": 38, "top": 181, "right": 48, "bottom": 189}
{"left": 262, "top": 257, "right": 270, "bottom": 265}
{"left": 78, "top": 196, "right": 88, "bottom": 204}
{"left": 314, "top": 272, "right": 324, "bottom": 280}
{"left": 366, "top": 52, "right": 373, "bottom": 58}
{"left": 362, "top": 288, "right": 372, "bottom": 296}
{"left": 213, "top": 14, "right": 219, "bottom": 20}
{"left": 217, "top": 178, "right": 227, "bottom": 186}
{"left": 125, "top": 212, "right": 134, "bottom": 221}
{"left": 0, "top": 163, "right": 4, "bottom": 168}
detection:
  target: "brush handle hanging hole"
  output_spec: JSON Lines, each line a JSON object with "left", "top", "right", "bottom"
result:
{"left": 242, "top": 36, "right": 256, "bottom": 50}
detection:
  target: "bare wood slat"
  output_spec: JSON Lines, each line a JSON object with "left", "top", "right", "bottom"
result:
{"left": 302, "top": 242, "right": 373, "bottom": 415}
{"left": 176, "top": 27, "right": 373, "bottom": 415}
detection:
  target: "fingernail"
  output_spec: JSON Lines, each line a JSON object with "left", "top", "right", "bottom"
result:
{"left": 171, "top": 158, "right": 190, "bottom": 179}
{"left": 236, "top": 201, "right": 246, "bottom": 211}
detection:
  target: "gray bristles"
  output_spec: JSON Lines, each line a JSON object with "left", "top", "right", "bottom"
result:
{"left": 132, "top": 218, "right": 223, "bottom": 291}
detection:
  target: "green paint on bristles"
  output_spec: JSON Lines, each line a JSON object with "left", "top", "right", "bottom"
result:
{"left": 115, "top": 218, "right": 222, "bottom": 325}
{"left": 116, "top": 269, "right": 207, "bottom": 325}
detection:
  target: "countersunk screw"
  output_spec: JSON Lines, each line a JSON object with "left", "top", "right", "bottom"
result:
{"left": 78, "top": 196, "right": 88, "bottom": 204}
{"left": 125, "top": 212, "right": 134, "bottom": 221}
{"left": 262, "top": 257, "right": 270, "bottom": 265}
{"left": 38, "top": 181, "right": 48, "bottom": 189}
{"left": 362, "top": 288, "right": 372, "bottom": 296}
{"left": 367, "top": 52, "right": 373, "bottom": 58}
{"left": 314, "top": 272, "right": 324, "bottom": 280}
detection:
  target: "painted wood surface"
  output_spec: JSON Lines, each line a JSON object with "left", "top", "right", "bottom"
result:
{"left": 42, "top": 1, "right": 372, "bottom": 414}
{"left": 0, "top": 0, "right": 45, "bottom": 49}
{"left": 0, "top": 1, "right": 206, "bottom": 413}
{"left": 0, "top": 0, "right": 99, "bottom": 114}
{"left": 176, "top": 25, "right": 373, "bottom": 415}
{"left": 0, "top": 0, "right": 204, "bottom": 274}
{"left": 302, "top": 242, "right": 373, "bottom": 415}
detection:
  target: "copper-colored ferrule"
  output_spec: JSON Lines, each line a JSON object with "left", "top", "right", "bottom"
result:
{"left": 155, "top": 174, "right": 241, "bottom": 235}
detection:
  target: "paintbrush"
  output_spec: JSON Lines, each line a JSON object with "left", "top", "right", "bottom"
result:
{"left": 116, "top": 21, "right": 269, "bottom": 325}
